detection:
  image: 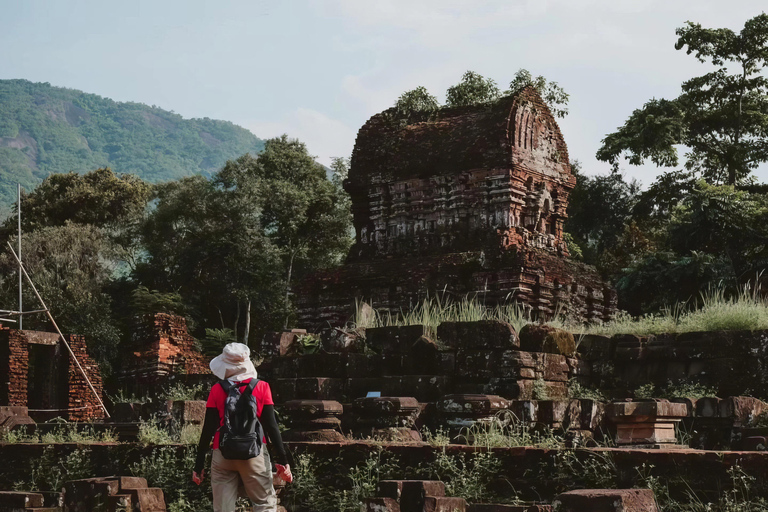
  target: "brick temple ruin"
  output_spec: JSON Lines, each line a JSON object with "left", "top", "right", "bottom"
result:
{"left": 0, "top": 328, "right": 105, "bottom": 422}
{"left": 298, "top": 87, "right": 616, "bottom": 327}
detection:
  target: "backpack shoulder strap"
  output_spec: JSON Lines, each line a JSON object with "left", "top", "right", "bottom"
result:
{"left": 235, "top": 379, "right": 259, "bottom": 408}
{"left": 218, "top": 380, "right": 234, "bottom": 393}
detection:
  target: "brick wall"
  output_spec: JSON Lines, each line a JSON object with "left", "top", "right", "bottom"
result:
{"left": 121, "top": 313, "right": 210, "bottom": 389}
{"left": 66, "top": 334, "right": 105, "bottom": 421}
{"left": 0, "top": 330, "right": 29, "bottom": 407}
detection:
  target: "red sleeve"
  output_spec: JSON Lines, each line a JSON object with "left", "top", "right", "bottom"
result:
{"left": 206, "top": 382, "right": 224, "bottom": 408}
{"left": 254, "top": 381, "right": 274, "bottom": 418}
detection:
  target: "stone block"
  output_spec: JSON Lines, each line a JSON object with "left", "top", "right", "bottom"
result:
{"left": 123, "top": 487, "right": 166, "bottom": 511}
{"left": 437, "top": 321, "right": 518, "bottom": 350}
{"left": 346, "top": 377, "right": 385, "bottom": 399}
{"left": 518, "top": 325, "right": 575, "bottom": 357}
{"left": 168, "top": 400, "right": 206, "bottom": 425}
{"left": 262, "top": 330, "right": 306, "bottom": 357}
{"left": 695, "top": 397, "right": 721, "bottom": 418}
{"left": 295, "top": 353, "right": 347, "bottom": 378}
{"left": 377, "top": 480, "right": 404, "bottom": 500}
{"left": 0, "top": 491, "right": 44, "bottom": 508}
{"left": 382, "top": 376, "right": 450, "bottom": 402}
{"left": 271, "top": 379, "right": 297, "bottom": 403}
{"left": 367, "top": 326, "right": 426, "bottom": 354}
{"left": 344, "top": 353, "right": 382, "bottom": 378}
{"left": 575, "top": 334, "right": 614, "bottom": 361}
{"left": 352, "top": 396, "right": 421, "bottom": 429}
{"left": 423, "top": 497, "right": 467, "bottom": 512}
{"left": 553, "top": 488, "right": 658, "bottom": 512}
{"left": 607, "top": 400, "right": 688, "bottom": 446}
{"left": 742, "top": 436, "right": 768, "bottom": 451}
{"left": 107, "top": 494, "right": 133, "bottom": 512}
{"left": 363, "top": 497, "right": 401, "bottom": 512}
{"left": 295, "top": 378, "right": 344, "bottom": 400}
{"left": 281, "top": 399, "right": 344, "bottom": 441}
{"left": 400, "top": 480, "right": 446, "bottom": 512}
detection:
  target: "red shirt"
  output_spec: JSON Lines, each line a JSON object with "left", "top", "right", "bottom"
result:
{"left": 205, "top": 378, "right": 274, "bottom": 449}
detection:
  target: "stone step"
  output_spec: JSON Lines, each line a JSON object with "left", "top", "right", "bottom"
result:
{"left": 0, "top": 491, "right": 44, "bottom": 508}
{"left": 122, "top": 487, "right": 166, "bottom": 512}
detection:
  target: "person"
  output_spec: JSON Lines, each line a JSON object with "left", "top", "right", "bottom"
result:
{"left": 193, "top": 342, "right": 292, "bottom": 512}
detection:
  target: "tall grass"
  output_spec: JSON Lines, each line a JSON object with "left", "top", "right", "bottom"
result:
{"left": 354, "top": 282, "right": 768, "bottom": 337}
{"left": 355, "top": 295, "right": 560, "bottom": 338}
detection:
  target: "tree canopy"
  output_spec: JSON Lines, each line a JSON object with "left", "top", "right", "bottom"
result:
{"left": 597, "top": 14, "right": 768, "bottom": 185}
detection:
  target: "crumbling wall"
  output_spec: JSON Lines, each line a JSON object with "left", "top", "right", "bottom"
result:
{"left": 119, "top": 313, "right": 210, "bottom": 396}
{"left": 0, "top": 330, "right": 104, "bottom": 421}
{"left": 123, "top": 313, "right": 209, "bottom": 380}
{"left": 67, "top": 334, "right": 106, "bottom": 421}
{"left": 0, "top": 329, "right": 29, "bottom": 406}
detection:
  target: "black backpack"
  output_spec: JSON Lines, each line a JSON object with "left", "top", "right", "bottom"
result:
{"left": 218, "top": 379, "right": 264, "bottom": 460}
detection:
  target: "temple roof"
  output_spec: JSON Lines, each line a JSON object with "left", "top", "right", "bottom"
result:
{"left": 349, "top": 86, "right": 573, "bottom": 187}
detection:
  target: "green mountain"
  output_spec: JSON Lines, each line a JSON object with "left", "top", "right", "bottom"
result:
{"left": 0, "top": 79, "right": 265, "bottom": 206}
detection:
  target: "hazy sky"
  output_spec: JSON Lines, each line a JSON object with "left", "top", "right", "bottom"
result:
{"left": 2, "top": 0, "right": 767, "bottom": 185}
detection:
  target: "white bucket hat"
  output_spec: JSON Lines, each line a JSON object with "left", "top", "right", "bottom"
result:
{"left": 209, "top": 342, "right": 258, "bottom": 381}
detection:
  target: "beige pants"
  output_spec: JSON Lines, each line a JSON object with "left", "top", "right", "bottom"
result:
{"left": 211, "top": 449, "right": 277, "bottom": 512}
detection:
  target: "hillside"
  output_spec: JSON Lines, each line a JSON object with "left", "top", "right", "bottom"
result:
{"left": 0, "top": 79, "right": 265, "bottom": 207}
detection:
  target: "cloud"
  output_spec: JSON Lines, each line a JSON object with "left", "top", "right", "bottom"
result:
{"left": 243, "top": 108, "right": 358, "bottom": 166}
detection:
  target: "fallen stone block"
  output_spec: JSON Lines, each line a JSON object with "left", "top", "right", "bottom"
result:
{"left": 552, "top": 488, "right": 658, "bottom": 512}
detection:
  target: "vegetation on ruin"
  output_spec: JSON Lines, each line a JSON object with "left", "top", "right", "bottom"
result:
{"left": 392, "top": 68, "right": 569, "bottom": 121}
{"left": 356, "top": 281, "right": 768, "bottom": 339}
{"left": 0, "top": 79, "right": 265, "bottom": 209}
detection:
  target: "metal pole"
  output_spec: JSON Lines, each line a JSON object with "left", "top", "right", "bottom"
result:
{"left": 17, "top": 184, "right": 21, "bottom": 330}
{"left": 6, "top": 242, "right": 110, "bottom": 418}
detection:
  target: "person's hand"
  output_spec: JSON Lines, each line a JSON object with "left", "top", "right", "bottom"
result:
{"left": 192, "top": 470, "right": 205, "bottom": 485}
{"left": 275, "top": 464, "right": 293, "bottom": 483}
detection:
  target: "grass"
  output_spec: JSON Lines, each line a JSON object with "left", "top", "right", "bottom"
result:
{"left": 354, "top": 282, "right": 768, "bottom": 338}
{"left": 1, "top": 421, "right": 117, "bottom": 444}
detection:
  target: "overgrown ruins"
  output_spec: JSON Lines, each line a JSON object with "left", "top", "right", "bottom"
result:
{"left": 299, "top": 87, "right": 616, "bottom": 327}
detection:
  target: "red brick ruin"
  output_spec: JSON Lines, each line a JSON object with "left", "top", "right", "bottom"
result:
{"left": 0, "top": 328, "right": 105, "bottom": 421}
{"left": 119, "top": 313, "right": 210, "bottom": 395}
{"left": 299, "top": 87, "right": 616, "bottom": 327}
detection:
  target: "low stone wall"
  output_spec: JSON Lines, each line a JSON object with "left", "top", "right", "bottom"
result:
{"left": 578, "top": 330, "right": 768, "bottom": 397}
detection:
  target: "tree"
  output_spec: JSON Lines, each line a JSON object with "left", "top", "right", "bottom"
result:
{"left": 135, "top": 174, "right": 284, "bottom": 343}
{"left": 616, "top": 181, "right": 768, "bottom": 313}
{"left": 216, "top": 137, "right": 352, "bottom": 328}
{"left": 597, "top": 14, "right": 768, "bottom": 185}
{"left": 565, "top": 162, "right": 641, "bottom": 267}
{"left": 393, "top": 86, "right": 440, "bottom": 120}
{"left": 0, "top": 223, "right": 121, "bottom": 369}
{"left": 445, "top": 71, "right": 501, "bottom": 107}
{"left": 508, "top": 69, "right": 570, "bottom": 118}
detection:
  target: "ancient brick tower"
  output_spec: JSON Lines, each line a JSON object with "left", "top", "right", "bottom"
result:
{"left": 298, "top": 87, "right": 615, "bottom": 327}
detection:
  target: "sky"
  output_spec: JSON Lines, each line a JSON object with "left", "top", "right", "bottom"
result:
{"left": 1, "top": 0, "right": 767, "bottom": 186}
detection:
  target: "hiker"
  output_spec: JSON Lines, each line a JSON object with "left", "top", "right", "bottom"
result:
{"left": 193, "top": 342, "right": 292, "bottom": 512}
